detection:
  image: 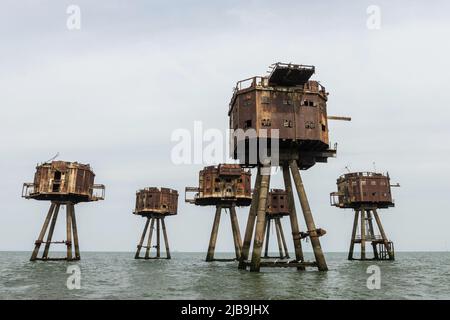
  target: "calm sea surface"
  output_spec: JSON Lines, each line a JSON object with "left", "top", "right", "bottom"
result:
{"left": 0, "top": 252, "right": 448, "bottom": 300}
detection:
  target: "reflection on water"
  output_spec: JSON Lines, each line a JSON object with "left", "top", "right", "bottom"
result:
{"left": 0, "top": 252, "right": 449, "bottom": 299}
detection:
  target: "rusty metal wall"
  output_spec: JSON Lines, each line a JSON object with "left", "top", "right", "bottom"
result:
{"left": 198, "top": 165, "right": 251, "bottom": 199}
{"left": 134, "top": 187, "right": 178, "bottom": 216}
{"left": 35, "top": 162, "right": 92, "bottom": 195}
{"left": 230, "top": 79, "right": 329, "bottom": 146}
{"left": 266, "top": 189, "right": 290, "bottom": 216}
{"left": 334, "top": 172, "right": 394, "bottom": 208}
{"left": 27, "top": 161, "right": 98, "bottom": 202}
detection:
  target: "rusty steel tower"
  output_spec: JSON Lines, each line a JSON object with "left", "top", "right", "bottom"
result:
{"left": 134, "top": 187, "right": 178, "bottom": 260}
{"left": 22, "top": 161, "right": 105, "bottom": 261}
{"left": 229, "top": 62, "right": 350, "bottom": 272}
{"left": 262, "top": 189, "right": 291, "bottom": 260}
{"left": 330, "top": 172, "right": 398, "bottom": 261}
{"left": 185, "top": 164, "right": 252, "bottom": 262}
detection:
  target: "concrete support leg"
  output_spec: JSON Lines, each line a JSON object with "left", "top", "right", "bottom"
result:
{"left": 289, "top": 160, "right": 328, "bottom": 271}
{"left": 229, "top": 206, "right": 242, "bottom": 260}
{"left": 348, "top": 210, "right": 359, "bottom": 260}
{"left": 373, "top": 209, "right": 395, "bottom": 260}
{"left": 145, "top": 218, "right": 155, "bottom": 259}
{"left": 156, "top": 218, "right": 161, "bottom": 258}
{"left": 239, "top": 168, "right": 262, "bottom": 269}
{"left": 282, "top": 164, "right": 304, "bottom": 269}
{"left": 367, "top": 210, "right": 379, "bottom": 260}
{"left": 249, "top": 169, "right": 271, "bottom": 272}
{"left": 275, "top": 217, "right": 284, "bottom": 258}
{"left": 206, "top": 206, "right": 222, "bottom": 262}
{"left": 277, "top": 218, "right": 290, "bottom": 259}
{"left": 30, "top": 203, "right": 56, "bottom": 261}
{"left": 42, "top": 203, "right": 60, "bottom": 259}
{"left": 70, "top": 204, "right": 80, "bottom": 260}
{"left": 135, "top": 217, "right": 150, "bottom": 259}
{"left": 66, "top": 205, "right": 73, "bottom": 261}
{"left": 360, "top": 209, "right": 366, "bottom": 260}
{"left": 263, "top": 218, "right": 271, "bottom": 258}
{"left": 161, "top": 218, "right": 171, "bottom": 259}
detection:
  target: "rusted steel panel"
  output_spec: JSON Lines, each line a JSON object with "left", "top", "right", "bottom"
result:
{"left": 22, "top": 161, "right": 105, "bottom": 203}
{"left": 217, "top": 163, "right": 242, "bottom": 176}
{"left": 186, "top": 164, "right": 252, "bottom": 206}
{"left": 229, "top": 63, "right": 335, "bottom": 168}
{"left": 266, "top": 189, "right": 290, "bottom": 216}
{"left": 268, "top": 63, "right": 315, "bottom": 86}
{"left": 134, "top": 187, "right": 178, "bottom": 216}
{"left": 330, "top": 172, "right": 395, "bottom": 209}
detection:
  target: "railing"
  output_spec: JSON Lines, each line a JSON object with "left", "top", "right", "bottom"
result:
{"left": 233, "top": 63, "right": 317, "bottom": 95}
{"left": 329, "top": 192, "right": 342, "bottom": 206}
{"left": 22, "top": 182, "right": 105, "bottom": 201}
{"left": 185, "top": 187, "right": 199, "bottom": 204}
{"left": 233, "top": 76, "right": 267, "bottom": 93}
{"left": 218, "top": 165, "right": 242, "bottom": 176}
{"left": 318, "top": 82, "right": 326, "bottom": 93}
{"left": 22, "top": 183, "right": 35, "bottom": 198}
{"left": 269, "top": 62, "right": 315, "bottom": 70}
{"left": 339, "top": 172, "right": 384, "bottom": 179}
{"left": 303, "top": 81, "right": 326, "bottom": 94}
{"left": 379, "top": 242, "right": 394, "bottom": 260}
{"left": 91, "top": 184, "right": 106, "bottom": 201}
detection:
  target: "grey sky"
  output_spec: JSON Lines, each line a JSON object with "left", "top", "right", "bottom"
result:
{"left": 1, "top": 0, "right": 449, "bottom": 253}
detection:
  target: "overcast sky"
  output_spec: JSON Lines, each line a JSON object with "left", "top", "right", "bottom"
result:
{"left": 1, "top": 0, "right": 449, "bottom": 253}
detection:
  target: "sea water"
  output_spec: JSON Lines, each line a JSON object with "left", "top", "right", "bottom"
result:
{"left": 0, "top": 252, "right": 448, "bottom": 299}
